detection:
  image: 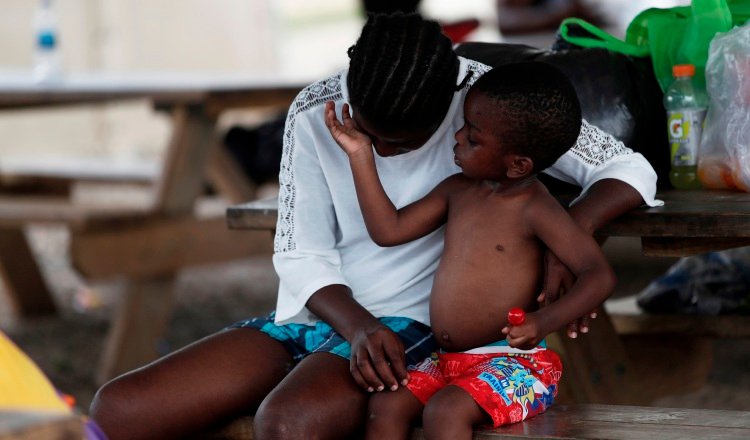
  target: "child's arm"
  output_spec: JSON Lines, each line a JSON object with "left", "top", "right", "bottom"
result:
{"left": 504, "top": 193, "right": 616, "bottom": 349}
{"left": 325, "top": 101, "right": 454, "bottom": 246}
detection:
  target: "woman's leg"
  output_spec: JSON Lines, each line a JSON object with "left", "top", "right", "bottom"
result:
{"left": 364, "top": 386, "right": 423, "bottom": 440}
{"left": 422, "top": 385, "right": 489, "bottom": 440}
{"left": 253, "top": 351, "right": 371, "bottom": 440}
{"left": 90, "top": 328, "right": 292, "bottom": 440}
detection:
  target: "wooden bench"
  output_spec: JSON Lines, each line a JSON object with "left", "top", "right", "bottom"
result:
{"left": 0, "top": 410, "right": 83, "bottom": 440}
{"left": 207, "top": 404, "right": 750, "bottom": 439}
{"left": 0, "top": 156, "right": 160, "bottom": 317}
{"left": 0, "top": 156, "right": 158, "bottom": 196}
{"left": 607, "top": 296, "right": 750, "bottom": 338}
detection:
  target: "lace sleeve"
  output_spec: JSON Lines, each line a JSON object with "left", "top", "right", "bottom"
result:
{"left": 275, "top": 74, "right": 343, "bottom": 253}
{"left": 569, "top": 119, "right": 634, "bottom": 166}
{"left": 545, "top": 119, "right": 662, "bottom": 207}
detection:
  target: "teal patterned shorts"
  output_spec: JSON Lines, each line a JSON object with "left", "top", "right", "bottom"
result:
{"left": 229, "top": 312, "right": 437, "bottom": 367}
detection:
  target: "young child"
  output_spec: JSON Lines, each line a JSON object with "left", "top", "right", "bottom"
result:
{"left": 325, "top": 61, "right": 617, "bottom": 438}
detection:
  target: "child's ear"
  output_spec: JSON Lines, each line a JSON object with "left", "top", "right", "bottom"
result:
{"left": 506, "top": 155, "right": 533, "bottom": 178}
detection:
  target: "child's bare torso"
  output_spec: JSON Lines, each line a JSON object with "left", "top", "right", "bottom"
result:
{"left": 430, "top": 177, "right": 547, "bottom": 352}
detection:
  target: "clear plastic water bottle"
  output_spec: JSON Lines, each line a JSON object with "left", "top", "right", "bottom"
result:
{"left": 33, "top": 0, "right": 62, "bottom": 83}
{"left": 664, "top": 64, "right": 707, "bottom": 189}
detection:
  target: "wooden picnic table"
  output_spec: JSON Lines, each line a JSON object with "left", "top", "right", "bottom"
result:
{"left": 226, "top": 189, "right": 750, "bottom": 405}
{"left": 227, "top": 190, "right": 750, "bottom": 254}
{"left": 0, "top": 70, "right": 309, "bottom": 383}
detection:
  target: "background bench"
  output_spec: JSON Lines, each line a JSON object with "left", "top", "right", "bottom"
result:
{"left": 0, "top": 156, "right": 158, "bottom": 197}
{"left": 0, "top": 411, "right": 83, "bottom": 440}
{"left": 0, "top": 74, "right": 305, "bottom": 384}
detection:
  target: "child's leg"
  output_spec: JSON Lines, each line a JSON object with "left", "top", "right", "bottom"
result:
{"left": 365, "top": 387, "right": 424, "bottom": 440}
{"left": 428, "top": 349, "right": 563, "bottom": 431}
{"left": 422, "top": 385, "right": 490, "bottom": 440}
{"left": 90, "top": 328, "right": 293, "bottom": 440}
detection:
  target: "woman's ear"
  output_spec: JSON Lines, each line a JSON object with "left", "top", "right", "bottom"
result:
{"left": 506, "top": 155, "right": 534, "bottom": 178}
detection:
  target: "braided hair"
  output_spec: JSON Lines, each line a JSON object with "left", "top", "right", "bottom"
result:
{"left": 361, "top": 0, "right": 420, "bottom": 15}
{"left": 347, "top": 13, "right": 459, "bottom": 134}
{"left": 471, "top": 61, "right": 582, "bottom": 172}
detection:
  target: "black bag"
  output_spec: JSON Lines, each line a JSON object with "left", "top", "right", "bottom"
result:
{"left": 456, "top": 38, "right": 670, "bottom": 189}
{"left": 223, "top": 114, "right": 286, "bottom": 185}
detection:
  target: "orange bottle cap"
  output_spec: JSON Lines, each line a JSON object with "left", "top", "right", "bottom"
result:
{"left": 673, "top": 64, "right": 696, "bottom": 77}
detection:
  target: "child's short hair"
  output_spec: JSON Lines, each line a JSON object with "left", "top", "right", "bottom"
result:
{"left": 347, "top": 13, "right": 458, "bottom": 134}
{"left": 471, "top": 62, "right": 582, "bottom": 172}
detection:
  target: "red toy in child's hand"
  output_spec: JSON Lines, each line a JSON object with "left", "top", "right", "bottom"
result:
{"left": 507, "top": 307, "right": 526, "bottom": 326}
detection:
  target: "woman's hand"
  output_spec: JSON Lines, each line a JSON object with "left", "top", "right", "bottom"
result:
{"left": 305, "top": 285, "right": 408, "bottom": 393}
{"left": 537, "top": 249, "right": 597, "bottom": 337}
{"left": 324, "top": 101, "right": 372, "bottom": 160}
{"left": 348, "top": 323, "right": 408, "bottom": 393}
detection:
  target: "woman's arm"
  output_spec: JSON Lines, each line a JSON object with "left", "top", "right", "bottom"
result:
{"left": 539, "top": 120, "right": 660, "bottom": 335}
{"left": 538, "top": 178, "right": 641, "bottom": 304}
{"left": 543, "top": 120, "right": 660, "bottom": 209}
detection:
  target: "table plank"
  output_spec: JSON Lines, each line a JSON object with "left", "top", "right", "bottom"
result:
{"left": 0, "top": 411, "right": 82, "bottom": 440}
{"left": 479, "top": 404, "right": 750, "bottom": 439}
{"left": 598, "top": 190, "right": 750, "bottom": 238}
{"left": 226, "top": 197, "right": 279, "bottom": 230}
{"left": 611, "top": 313, "right": 750, "bottom": 338}
{"left": 209, "top": 405, "right": 750, "bottom": 440}
{"left": 0, "top": 71, "right": 308, "bottom": 110}
{"left": 227, "top": 191, "right": 750, "bottom": 241}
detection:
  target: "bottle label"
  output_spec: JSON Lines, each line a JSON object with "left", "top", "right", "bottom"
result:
{"left": 37, "top": 31, "right": 56, "bottom": 49}
{"left": 667, "top": 109, "right": 706, "bottom": 167}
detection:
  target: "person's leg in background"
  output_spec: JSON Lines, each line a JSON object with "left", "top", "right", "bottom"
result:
{"left": 637, "top": 247, "right": 750, "bottom": 315}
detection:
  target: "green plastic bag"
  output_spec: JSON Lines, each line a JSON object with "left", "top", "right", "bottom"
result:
{"left": 627, "top": 0, "right": 733, "bottom": 91}
{"left": 558, "top": 0, "right": 750, "bottom": 91}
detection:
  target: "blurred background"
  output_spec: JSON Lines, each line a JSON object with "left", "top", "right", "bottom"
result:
{"left": 0, "top": 0, "right": 688, "bottom": 166}
{"left": 7, "top": 0, "right": 748, "bottom": 418}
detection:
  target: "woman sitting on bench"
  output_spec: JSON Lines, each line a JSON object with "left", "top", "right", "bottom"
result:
{"left": 89, "top": 12, "right": 659, "bottom": 440}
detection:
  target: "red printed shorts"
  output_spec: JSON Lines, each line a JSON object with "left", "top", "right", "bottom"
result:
{"left": 406, "top": 347, "right": 562, "bottom": 427}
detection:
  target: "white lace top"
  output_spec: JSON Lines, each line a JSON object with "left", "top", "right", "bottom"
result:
{"left": 272, "top": 57, "right": 661, "bottom": 326}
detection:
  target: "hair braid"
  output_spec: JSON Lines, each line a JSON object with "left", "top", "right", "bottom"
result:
{"left": 347, "top": 13, "right": 459, "bottom": 133}
{"left": 386, "top": 16, "right": 426, "bottom": 116}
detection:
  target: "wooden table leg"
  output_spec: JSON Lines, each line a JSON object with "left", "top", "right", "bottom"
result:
{"left": 95, "top": 275, "right": 175, "bottom": 384}
{"left": 91, "top": 103, "right": 263, "bottom": 383}
{"left": 206, "top": 146, "right": 257, "bottom": 204}
{"left": 95, "top": 105, "right": 218, "bottom": 383}
{"left": 547, "top": 309, "right": 648, "bottom": 405}
{"left": 0, "top": 227, "right": 57, "bottom": 317}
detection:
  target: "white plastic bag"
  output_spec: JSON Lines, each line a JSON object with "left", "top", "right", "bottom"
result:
{"left": 698, "top": 23, "right": 750, "bottom": 191}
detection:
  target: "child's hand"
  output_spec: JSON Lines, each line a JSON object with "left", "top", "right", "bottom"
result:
{"left": 502, "top": 311, "right": 544, "bottom": 350}
{"left": 324, "top": 101, "right": 372, "bottom": 160}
